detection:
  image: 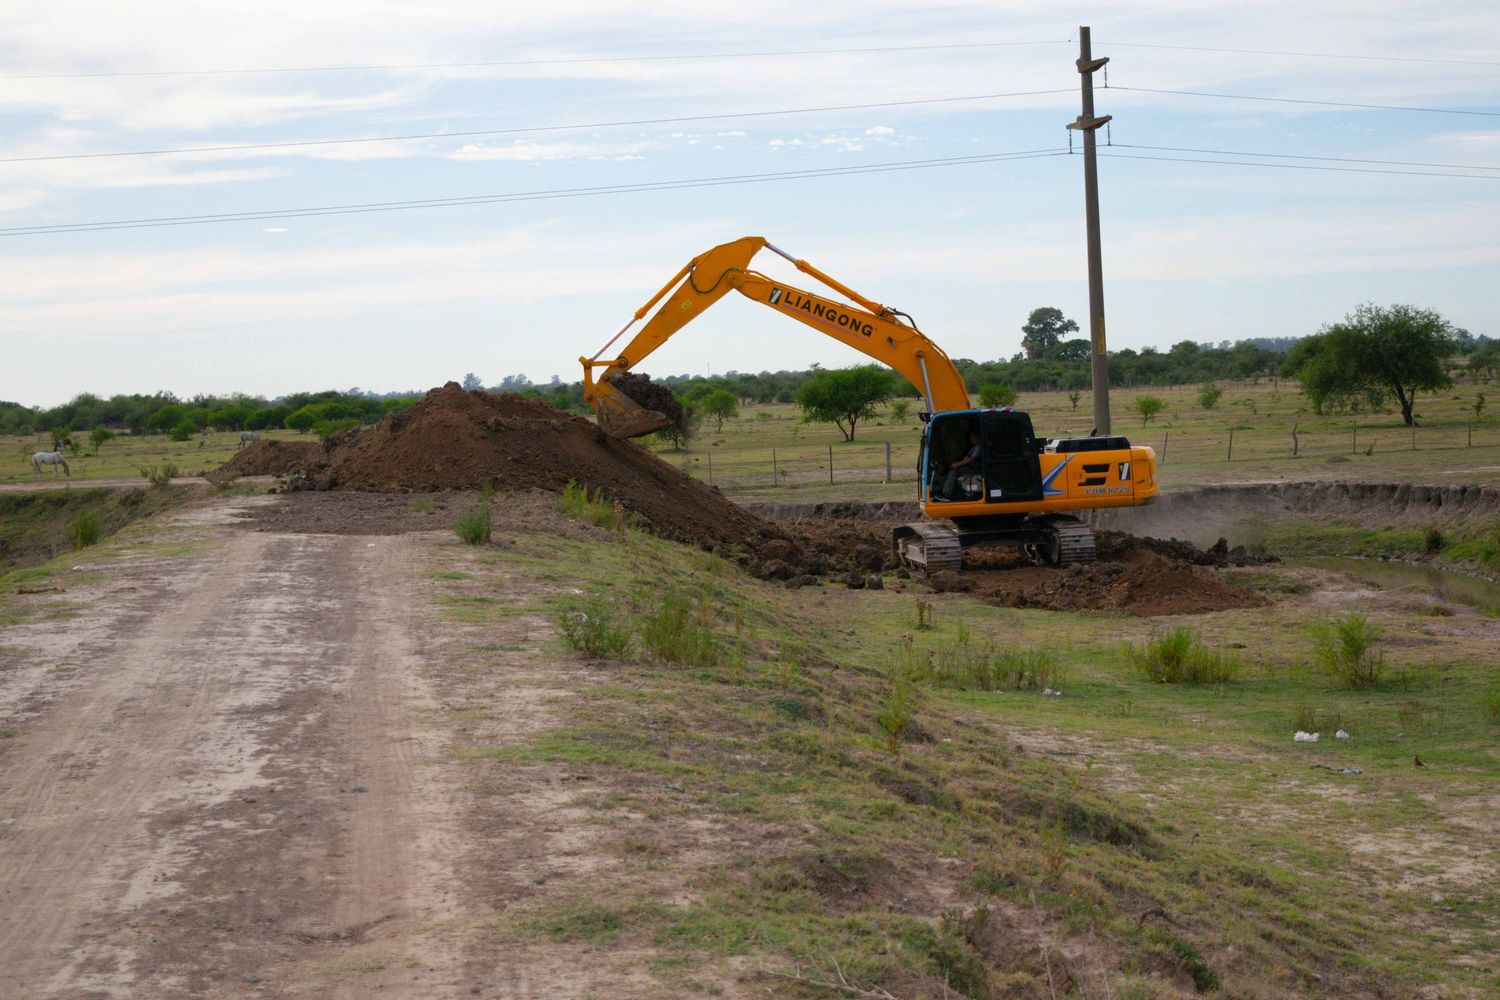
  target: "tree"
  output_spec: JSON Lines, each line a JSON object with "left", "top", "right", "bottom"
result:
{"left": 1134, "top": 395, "right": 1164, "bottom": 424}
{"left": 889, "top": 399, "right": 912, "bottom": 423}
{"left": 699, "top": 388, "right": 738, "bottom": 431}
{"left": 1284, "top": 304, "right": 1456, "bottom": 426}
{"left": 284, "top": 406, "right": 320, "bottom": 433}
{"left": 1020, "top": 307, "right": 1079, "bottom": 361}
{"left": 1197, "top": 384, "right": 1223, "bottom": 410}
{"left": 89, "top": 427, "right": 115, "bottom": 454}
{"left": 169, "top": 417, "right": 197, "bottom": 441}
{"left": 1067, "top": 390, "right": 1081, "bottom": 411}
{"left": 461, "top": 372, "right": 485, "bottom": 391}
{"left": 1470, "top": 344, "right": 1500, "bottom": 383}
{"left": 978, "top": 382, "right": 1017, "bottom": 408}
{"left": 796, "top": 366, "right": 894, "bottom": 442}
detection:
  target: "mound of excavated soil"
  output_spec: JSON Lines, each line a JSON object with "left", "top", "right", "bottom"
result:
{"left": 207, "top": 439, "right": 325, "bottom": 483}
{"left": 609, "top": 372, "right": 687, "bottom": 434}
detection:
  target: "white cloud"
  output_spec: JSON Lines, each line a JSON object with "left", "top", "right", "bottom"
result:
{"left": 865, "top": 125, "right": 895, "bottom": 136}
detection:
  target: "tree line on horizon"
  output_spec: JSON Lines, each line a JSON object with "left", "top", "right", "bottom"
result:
{"left": 5, "top": 306, "right": 1495, "bottom": 439}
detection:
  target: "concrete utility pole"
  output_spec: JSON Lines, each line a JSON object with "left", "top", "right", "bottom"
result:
{"left": 1067, "top": 26, "right": 1113, "bottom": 435}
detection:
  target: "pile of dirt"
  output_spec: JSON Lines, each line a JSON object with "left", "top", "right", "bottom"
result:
{"left": 207, "top": 439, "right": 324, "bottom": 482}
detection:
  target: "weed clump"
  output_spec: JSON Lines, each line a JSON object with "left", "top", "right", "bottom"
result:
{"left": 455, "top": 485, "right": 492, "bottom": 544}
{"left": 1311, "top": 613, "right": 1384, "bottom": 689}
{"left": 556, "top": 597, "right": 632, "bottom": 659}
{"left": 926, "top": 642, "right": 1062, "bottom": 693}
{"left": 1423, "top": 525, "right": 1446, "bottom": 554}
{"left": 560, "top": 480, "right": 631, "bottom": 531}
{"left": 139, "top": 464, "right": 178, "bottom": 487}
{"left": 638, "top": 586, "right": 730, "bottom": 669}
{"left": 1484, "top": 686, "right": 1500, "bottom": 724}
{"left": 1128, "top": 627, "right": 1236, "bottom": 684}
{"left": 66, "top": 511, "right": 101, "bottom": 550}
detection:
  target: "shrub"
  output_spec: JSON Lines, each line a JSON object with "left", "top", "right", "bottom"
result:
{"left": 89, "top": 427, "right": 115, "bottom": 454}
{"left": 1312, "top": 613, "right": 1384, "bottom": 689}
{"left": 1134, "top": 395, "right": 1165, "bottom": 424}
{"left": 313, "top": 417, "right": 360, "bottom": 439}
{"left": 66, "top": 511, "right": 102, "bottom": 550}
{"left": 139, "top": 464, "right": 178, "bottom": 487}
{"left": 556, "top": 597, "right": 632, "bottom": 659}
{"left": 169, "top": 417, "right": 197, "bottom": 441}
{"left": 889, "top": 399, "right": 912, "bottom": 423}
{"left": 1198, "top": 384, "right": 1223, "bottom": 410}
{"left": 1485, "top": 686, "right": 1500, "bottom": 723}
{"left": 1129, "top": 627, "right": 1236, "bottom": 684}
{"left": 455, "top": 500, "right": 492, "bottom": 545}
{"left": 1423, "top": 525, "right": 1445, "bottom": 554}
{"left": 877, "top": 665, "right": 921, "bottom": 752}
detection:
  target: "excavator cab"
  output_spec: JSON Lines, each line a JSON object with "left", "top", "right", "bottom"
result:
{"left": 923, "top": 409, "right": 1043, "bottom": 504}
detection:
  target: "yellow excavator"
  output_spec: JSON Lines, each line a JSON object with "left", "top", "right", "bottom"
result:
{"left": 581, "top": 236, "right": 1157, "bottom": 572}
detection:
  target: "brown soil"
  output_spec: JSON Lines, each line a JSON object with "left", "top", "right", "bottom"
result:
{"left": 207, "top": 438, "right": 324, "bottom": 482}
{"left": 206, "top": 387, "right": 1263, "bottom": 611}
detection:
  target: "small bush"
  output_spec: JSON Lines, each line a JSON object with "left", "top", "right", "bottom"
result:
{"left": 66, "top": 511, "right": 102, "bottom": 550}
{"left": 139, "top": 464, "right": 178, "bottom": 487}
{"left": 1484, "top": 686, "right": 1500, "bottom": 723}
{"left": 1197, "top": 384, "right": 1223, "bottom": 410}
{"left": 877, "top": 665, "right": 921, "bottom": 752}
{"left": 559, "top": 480, "right": 630, "bottom": 531}
{"left": 455, "top": 500, "right": 492, "bottom": 544}
{"left": 1423, "top": 526, "right": 1445, "bottom": 554}
{"left": 556, "top": 597, "right": 632, "bottom": 659}
{"left": 1292, "top": 701, "right": 1343, "bottom": 735}
{"left": 1129, "top": 627, "right": 1236, "bottom": 684}
{"left": 1134, "top": 395, "right": 1165, "bottom": 424}
{"left": 313, "top": 417, "right": 360, "bottom": 439}
{"left": 1312, "top": 613, "right": 1384, "bottom": 689}
{"left": 169, "top": 417, "right": 197, "bottom": 441}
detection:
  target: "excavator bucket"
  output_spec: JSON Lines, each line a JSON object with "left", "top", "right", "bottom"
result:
{"left": 592, "top": 374, "right": 682, "bottom": 439}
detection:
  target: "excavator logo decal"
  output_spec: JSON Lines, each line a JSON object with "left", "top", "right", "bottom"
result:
{"left": 1041, "top": 455, "right": 1072, "bottom": 497}
{"left": 768, "top": 287, "right": 875, "bottom": 337}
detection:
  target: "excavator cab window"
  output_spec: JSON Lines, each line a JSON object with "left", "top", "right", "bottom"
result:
{"left": 924, "top": 417, "right": 982, "bottom": 502}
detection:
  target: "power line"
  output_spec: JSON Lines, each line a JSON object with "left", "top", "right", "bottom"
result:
{"left": 1098, "top": 150, "right": 1500, "bottom": 180}
{"left": 1109, "top": 85, "right": 1500, "bottom": 118}
{"left": 1114, "top": 143, "right": 1500, "bottom": 173}
{"left": 0, "top": 89, "right": 1075, "bottom": 164}
{"left": 0, "top": 39, "right": 1067, "bottom": 80}
{"left": 0, "top": 147, "right": 1069, "bottom": 236}
{"left": 1105, "top": 40, "right": 1500, "bottom": 69}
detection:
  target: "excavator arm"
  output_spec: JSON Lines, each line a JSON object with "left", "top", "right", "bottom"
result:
{"left": 581, "top": 236, "right": 970, "bottom": 437}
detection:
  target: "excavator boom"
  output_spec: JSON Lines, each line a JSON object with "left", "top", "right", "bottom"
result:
{"left": 581, "top": 236, "right": 969, "bottom": 436}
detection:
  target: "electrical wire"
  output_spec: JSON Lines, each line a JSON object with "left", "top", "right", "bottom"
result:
{"left": 1104, "top": 40, "right": 1500, "bottom": 69}
{"left": 1112, "top": 143, "right": 1500, "bottom": 173}
{"left": 1108, "top": 85, "right": 1500, "bottom": 118}
{"left": 0, "top": 148, "right": 1070, "bottom": 236}
{"left": 0, "top": 89, "right": 1075, "bottom": 164}
{"left": 0, "top": 39, "right": 1067, "bottom": 80}
{"left": 1098, "top": 150, "right": 1500, "bottom": 180}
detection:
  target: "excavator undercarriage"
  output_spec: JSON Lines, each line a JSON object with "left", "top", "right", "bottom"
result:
{"left": 892, "top": 514, "right": 1096, "bottom": 574}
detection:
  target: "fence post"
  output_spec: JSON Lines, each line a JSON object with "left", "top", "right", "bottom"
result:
{"left": 1227, "top": 427, "right": 1234, "bottom": 462}
{"left": 707, "top": 449, "right": 713, "bottom": 485}
{"left": 828, "top": 444, "right": 834, "bottom": 484}
{"left": 772, "top": 448, "right": 778, "bottom": 486}
{"left": 1469, "top": 421, "right": 1473, "bottom": 447}
{"left": 1160, "top": 431, "right": 1168, "bottom": 467}
{"left": 885, "top": 441, "right": 893, "bottom": 482}
{"left": 1291, "top": 422, "right": 1299, "bottom": 457}
{"left": 1352, "top": 418, "right": 1357, "bottom": 454}
{"left": 1411, "top": 422, "right": 1416, "bottom": 451}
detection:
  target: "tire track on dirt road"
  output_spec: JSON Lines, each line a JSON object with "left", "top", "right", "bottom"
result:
{"left": 0, "top": 501, "right": 462, "bottom": 997}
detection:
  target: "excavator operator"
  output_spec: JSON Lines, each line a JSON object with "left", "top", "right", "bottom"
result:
{"left": 940, "top": 426, "right": 981, "bottom": 500}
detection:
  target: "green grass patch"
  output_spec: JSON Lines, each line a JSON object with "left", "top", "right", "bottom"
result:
{"left": 0, "top": 485, "right": 192, "bottom": 575}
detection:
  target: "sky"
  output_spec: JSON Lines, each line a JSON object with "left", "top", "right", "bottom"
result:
{"left": 2, "top": 0, "right": 1498, "bottom": 407}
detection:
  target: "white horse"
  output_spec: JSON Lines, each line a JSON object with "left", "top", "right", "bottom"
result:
{"left": 239, "top": 431, "right": 262, "bottom": 448}
{"left": 32, "top": 451, "right": 70, "bottom": 477}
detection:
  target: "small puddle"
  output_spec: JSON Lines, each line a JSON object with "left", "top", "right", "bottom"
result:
{"left": 1295, "top": 556, "right": 1500, "bottom": 613}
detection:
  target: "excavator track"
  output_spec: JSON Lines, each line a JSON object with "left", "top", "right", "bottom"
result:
{"left": 1043, "top": 516, "right": 1097, "bottom": 566}
{"left": 893, "top": 522, "right": 964, "bottom": 574}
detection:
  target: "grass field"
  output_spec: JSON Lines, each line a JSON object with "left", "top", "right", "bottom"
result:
{"left": 649, "top": 378, "right": 1500, "bottom": 501}
{"left": 431, "top": 504, "right": 1500, "bottom": 996}
{"left": 0, "top": 428, "right": 309, "bottom": 484}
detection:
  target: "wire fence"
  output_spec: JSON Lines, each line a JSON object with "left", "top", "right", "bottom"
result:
{"left": 667, "top": 418, "right": 1500, "bottom": 492}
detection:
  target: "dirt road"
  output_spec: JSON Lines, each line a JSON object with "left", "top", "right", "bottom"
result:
{"left": 0, "top": 499, "right": 463, "bottom": 997}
